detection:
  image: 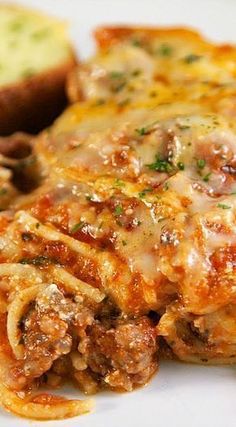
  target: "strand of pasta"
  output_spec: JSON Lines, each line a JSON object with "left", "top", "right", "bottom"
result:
{"left": 0, "top": 263, "right": 43, "bottom": 284}
{"left": 7, "top": 284, "right": 45, "bottom": 359}
{"left": 1, "top": 263, "right": 103, "bottom": 308}
{"left": 158, "top": 305, "right": 236, "bottom": 364}
{"left": 15, "top": 210, "right": 116, "bottom": 285}
{"left": 51, "top": 265, "right": 105, "bottom": 303}
{"left": 0, "top": 383, "right": 93, "bottom": 420}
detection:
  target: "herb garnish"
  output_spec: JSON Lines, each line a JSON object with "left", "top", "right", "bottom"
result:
{"left": 131, "top": 39, "right": 142, "bottom": 47}
{"left": 21, "top": 68, "right": 35, "bottom": 78}
{"left": 177, "top": 162, "right": 185, "bottom": 170}
{"left": 31, "top": 28, "right": 50, "bottom": 40}
{"left": 9, "top": 20, "right": 24, "bottom": 32}
{"left": 114, "top": 205, "right": 123, "bottom": 216}
{"left": 70, "top": 221, "right": 85, "bottom": 234}
{"left": 157, "top": 44, "right": 173, "bottom": 56}
{"left": 114, "top": 178, "right": 125, "bottom": 188}
{"left": 20, "top": 255, "right": 59, "bottom": 266}
{"left": 163, "top": 182, "right": 169, "bottom": 191}
{"left": 197, "top": 159, "right": 206, "bottom": 169}
{"left": 217, "top": 203, "right": 231, "bottom": 209}
{"left": 138, "top": 188, "right": 153, "bottom": 198}
{"left": 135, "top": 121, "right": 158, "bottom": 136}
{"left": 183, "top": 54, "right": 202, "bottom": 64}
{"left": 109, "top": 71, "right": 125, "bottom": 79}
{"left": 97, "top": 221, "right": 103, "bottom": 231}
{"left": 86, "top": 195, "right": 94, "bottom": 202}
{"left": 178, "top": 124, "right": 191, "bottom": 130}
{"left": 146, "top": 155, "right": 173, "bottom": 173}
{"left": 109, "top": 71, "right": 126, "bottom": 93}
{"left": 203, "top": 172, "right": 212, "bottom": 182}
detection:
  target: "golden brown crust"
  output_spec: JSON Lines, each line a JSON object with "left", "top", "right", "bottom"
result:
{"left": 0, "top": 56, "right": 77, "bottom": 135}
{"left": 94, "top": 26, "right": 236, "bottom": 58}
{"left": 94, "top": 26, "right": 206, "bottom": 49}
{"left": 66, "top": 60, "right": 83, "bottom": 104}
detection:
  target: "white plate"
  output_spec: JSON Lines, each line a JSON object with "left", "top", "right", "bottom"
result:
{"left": 2, "top": 1, "right": 236, "bottom": 426}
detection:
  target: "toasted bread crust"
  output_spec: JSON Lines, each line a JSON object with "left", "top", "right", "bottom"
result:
{"left": 0, "top": 56, "right": 76, "bottom": 135}
{"left": 94, "top": 26, "right": 206, "bottom": 49}
{"left": 94, "top": 26, "right": 236, "bottom": 55}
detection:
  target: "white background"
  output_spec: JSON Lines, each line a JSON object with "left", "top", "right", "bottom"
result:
{"left": 2, "top": 1, "right": 236, "bottom": 426}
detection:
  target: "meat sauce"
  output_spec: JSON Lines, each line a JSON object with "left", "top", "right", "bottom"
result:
{"left": 2, "top": 26, "right": 236, "bottom": 407}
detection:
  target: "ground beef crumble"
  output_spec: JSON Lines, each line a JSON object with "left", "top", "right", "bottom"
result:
{"left": 10, "top": 285, "right": 158, "bottom": 394}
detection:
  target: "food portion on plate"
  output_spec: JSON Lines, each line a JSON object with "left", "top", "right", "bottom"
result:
{"left": 0, "top": 4, "right": 76, "bottom": 135}
{"left": 1, "top": 11, "right": 236, "bottom": 421}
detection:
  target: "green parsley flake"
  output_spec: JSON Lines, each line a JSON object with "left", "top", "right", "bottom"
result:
{"left": 20, "top": 255, "right": 59, "bottom": 266}
{"left": 31, "top": 28, "right": 51, "bottom": 40}
{"left": 131, "top": 39, "right": 142, "bottom": 47}
{"left": 147, "top": 155, "right": 173, "bottom": 173}
{"left": 21, "top": 68, "right": 35, "bottom": 78}
{"left": 163, "top": 182, "right": 169, "bottom": 191}
{"left": 217, "top": 203, "right": 231, "bottom": 209}
{"left": 9, "top": 19, "right": 24, "bottom": 32}
{"left": 197, "top": 159, "right": 206, "bottom": 169}
{"left": 86, "top": 195, "right": 93, "bottom": 201}
{"left": 177, "top": 162, "right": 185, "bottom": 170}
{"left": 114, "top": 179, "right": 125, "bottom": 187}
{"left": 138, "top": 188, "right": 153, "bottom": 198}
{"left": 157, "top": 44, "right": 173, "bottom": 56}
{"left": 114, "top": 205, "right": 123, "bottom": 216}
{"left": 178, "top": 124, "right": 191, "bottom": 130}
{"left": 183, "top": 54, "right": 202, "bottom": 64}
{"left": 109, "top": 71, "right": 125, "bottom": 79}
{"left": 136, "top": 127, "right": 146, "bottom": 136}
{"left": 203, "top": 172, "right": 212, "bottom": 182}
{"left": 135, "top": 120, "right": 158, "bottom": 136}
{"left": 71, "top": 221, "right": 85, "bottom": 234}
{"left": 98, "top": 221, "right": 104, "bottom": 230}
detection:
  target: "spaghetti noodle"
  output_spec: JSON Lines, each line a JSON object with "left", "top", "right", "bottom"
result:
{"left": 1, "top": 26, "right": 236, "bottom": 420}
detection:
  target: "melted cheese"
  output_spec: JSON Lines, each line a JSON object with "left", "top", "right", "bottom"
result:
{"left": 3, "top": 26, "right": 236, "bottom": 359}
